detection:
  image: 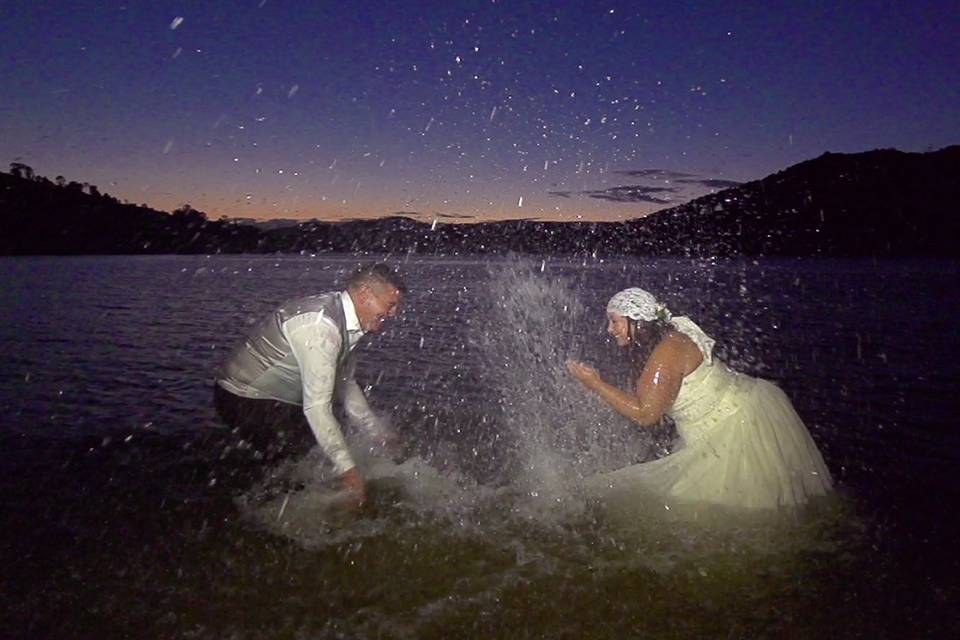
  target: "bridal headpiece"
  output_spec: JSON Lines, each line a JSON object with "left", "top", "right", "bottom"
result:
{"left": 606, "top": 287, "right": 672, "bottom": 323}
{"left": 606, "top": 287, "right": 715, "bottom": 362}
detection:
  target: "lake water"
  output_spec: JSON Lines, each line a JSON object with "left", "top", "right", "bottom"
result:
{"left": 1, "top": 254, "right": 958, "bottom": 638}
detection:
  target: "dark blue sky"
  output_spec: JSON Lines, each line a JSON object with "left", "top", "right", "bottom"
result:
{"left": 2, "top": 0, "right": 957, "bottom": 222}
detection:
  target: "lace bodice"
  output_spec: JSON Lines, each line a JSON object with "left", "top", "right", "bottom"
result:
{"left": 670, "top": 359, "right": 754, "bottom": 443}
{"left": 666, "top": 317, "right": 755, "bottom": 443}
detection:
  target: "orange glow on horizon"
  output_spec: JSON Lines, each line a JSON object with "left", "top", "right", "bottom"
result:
{"left": 140, "top": 190, "right": 668, "bottom": 224}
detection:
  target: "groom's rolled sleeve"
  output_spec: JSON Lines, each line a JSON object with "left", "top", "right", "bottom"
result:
{"left": 286, "top": 318, "right": 355, "bottom": 475}
{"left": 337, "top": 356, "right": 387, "bottom": 439}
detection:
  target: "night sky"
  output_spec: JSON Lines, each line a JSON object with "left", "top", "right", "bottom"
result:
{"left": 2, "top": 1, "right": 957, "bottom": 222}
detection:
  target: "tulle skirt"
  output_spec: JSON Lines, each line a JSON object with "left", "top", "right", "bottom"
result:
{"left": 587, "top": 380, "right": 833, "bottom": 512}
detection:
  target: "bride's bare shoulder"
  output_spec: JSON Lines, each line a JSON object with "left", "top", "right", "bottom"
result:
{"left": 659, "top": 330, "right": 704, "bottom": 374}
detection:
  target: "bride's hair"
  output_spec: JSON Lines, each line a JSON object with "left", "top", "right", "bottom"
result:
{"left": 626, "top": 317, "right": 673, "bottom": 384}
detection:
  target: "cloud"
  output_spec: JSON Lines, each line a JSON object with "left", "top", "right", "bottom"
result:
{"left": 585, "top": 185, "right": 676, "bottom": 203}
{"left": 398, "top": 210, "right": 478, "bottom": 222}
{"left": 675, "top": 178, "right": 742, "bottom": 189}
{"left": 616, "top": 169, "right": 740, "bottom": 190}
{"left": 550, "top": 185, "right": 676, "bottom": 204}
{"left": 544, "top": 168, "right": 741, "bottom": 208}
{"left": 435, "top": 212, "right": 476, "bottom": 220}
{"left": 615, "top": 169, "right": 697, "bottom": 179}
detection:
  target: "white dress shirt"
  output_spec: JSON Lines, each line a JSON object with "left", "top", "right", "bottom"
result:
{"left": 221, "top": 291, "right": 383, "bottom": 474}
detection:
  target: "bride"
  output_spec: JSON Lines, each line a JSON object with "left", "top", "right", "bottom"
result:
{"left": 566, "top": 287, "right": 833, "bottom": 510}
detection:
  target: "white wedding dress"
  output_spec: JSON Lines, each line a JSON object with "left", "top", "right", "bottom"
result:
{"left": 588, "top": 318, "right": 833, "bottom": 511}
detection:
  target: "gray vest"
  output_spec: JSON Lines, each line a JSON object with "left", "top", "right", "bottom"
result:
{"left": 219, "top": 291, "right": 351, "bottom": 398}
{"left": 275, "top": 292, "right": 350, "bottom": 365}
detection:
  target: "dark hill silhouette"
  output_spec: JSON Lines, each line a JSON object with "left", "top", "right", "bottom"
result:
{"left": 1, "top": 145, "right": 957, "bottom": 257}
{"left": 625, "top": 145, "right": 960, "bottom": 256}
{"left": 261, "top": 145, "right": 959, "bottom": 257}
{"left": 0, "top": 169, "right": 261, "bottom": 255}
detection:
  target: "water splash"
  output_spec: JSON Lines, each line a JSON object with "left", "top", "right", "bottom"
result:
{"left": 477, "top": 258, "right": 659, "bottom": 495}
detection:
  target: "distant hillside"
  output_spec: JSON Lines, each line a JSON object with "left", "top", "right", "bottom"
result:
{"left": 627, "top": 145, "right": 960, "bottom": 256}
{"left": 257, "top": 216, "right": 638, "bottom": 255}
{"left": 258, "top": 145, "right": 959, "bottom": 257}
{"left": 1, "top": 145, "right": 958, "bottom": 257}
{"left": 0, "top": 167, "right": 261, "bottom": 255}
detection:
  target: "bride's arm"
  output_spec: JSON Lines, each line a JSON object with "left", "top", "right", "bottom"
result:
{"left": 567, "top": 334, "right": 693, "bottom": 426}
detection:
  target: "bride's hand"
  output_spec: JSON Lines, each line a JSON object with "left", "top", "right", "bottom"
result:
{"left": 566, "top": 359, "right": 601, "bottom": 386}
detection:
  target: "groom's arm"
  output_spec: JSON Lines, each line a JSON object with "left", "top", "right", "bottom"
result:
{"left": 337, "top": 355, "right": 392, "bottom": 444}
{"left": 285, "top": 317, "right": 356, "bottom": 474}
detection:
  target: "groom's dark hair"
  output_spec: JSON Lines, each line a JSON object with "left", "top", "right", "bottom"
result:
{"left": 347, "top": 263, "right": 407, "bottom": 294}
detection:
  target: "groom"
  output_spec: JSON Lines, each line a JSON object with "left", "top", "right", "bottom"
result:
{"left": 214, "top": 263, "right": 406, "bottom": 506}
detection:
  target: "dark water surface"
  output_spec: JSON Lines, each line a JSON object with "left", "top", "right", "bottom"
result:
{"left": 1, "top": 254, "right": 958, "bottom": 638}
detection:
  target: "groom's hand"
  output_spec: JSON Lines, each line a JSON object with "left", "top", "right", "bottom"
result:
{"left": 339, "top": 467, "right": 367, "bottom": 508}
